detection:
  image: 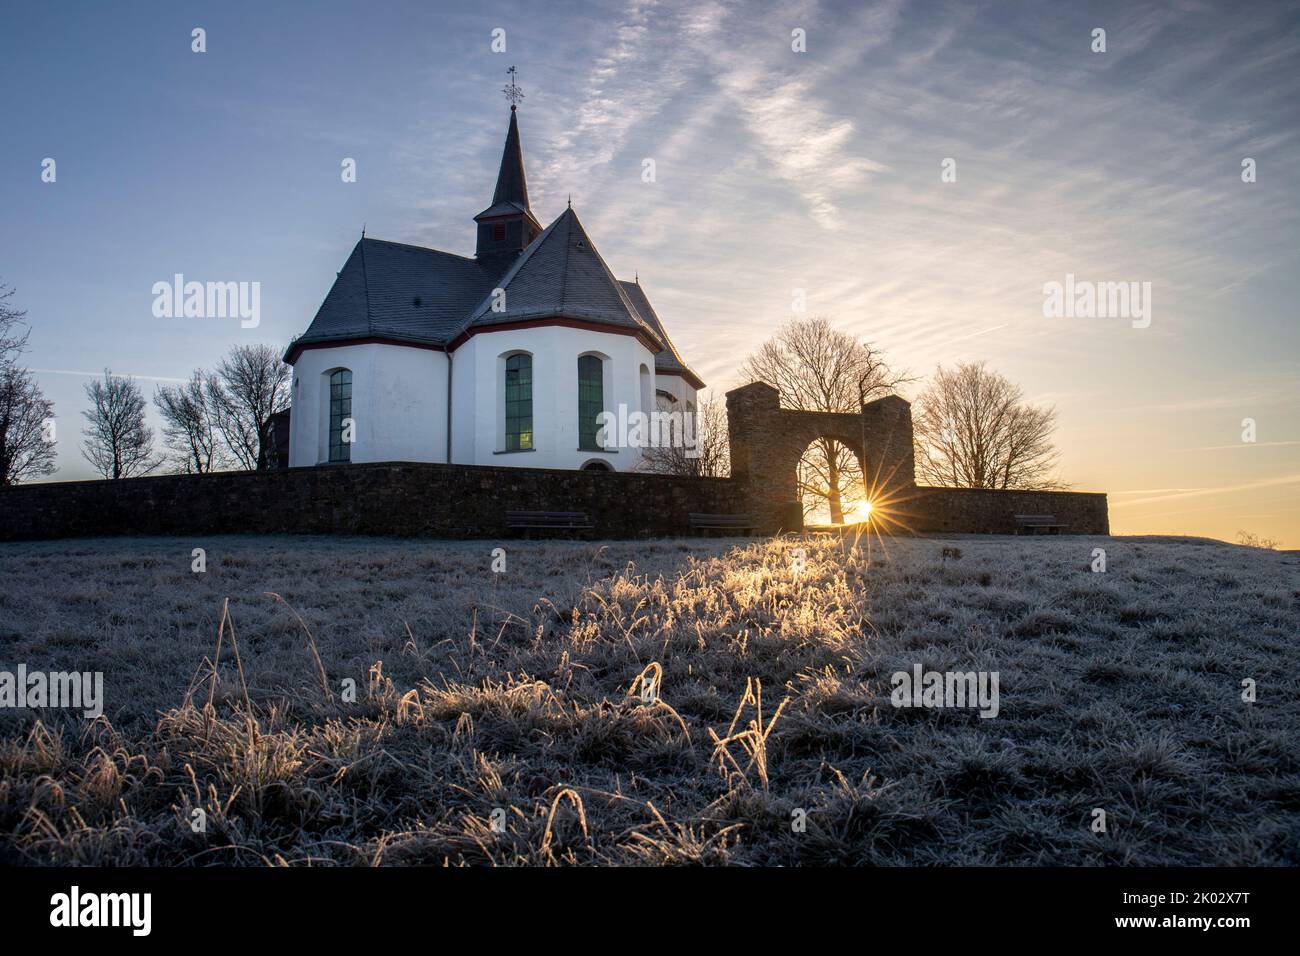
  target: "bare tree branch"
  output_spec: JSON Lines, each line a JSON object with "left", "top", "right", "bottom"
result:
{"left": 637, "top": 390, "right": 731, "bottom": 478}
{"left": 155, "top": 370, "right": 228, "bottom": 474}
{"left": 0, "top": 361, "right": 56, "bottom": 486}
{"left": 0, "top": 283, "right": 30, "bottom": 364}
{"left": 208, "top": 344, "right": 291, "bottom": 471}
{"left": 0, "top": 283, "right": 57, "bottom": 486}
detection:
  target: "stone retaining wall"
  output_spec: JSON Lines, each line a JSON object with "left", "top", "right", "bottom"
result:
{"left": 901, "top": 486, "right": 1110, "bottom": 535}
{"left": 0, "top": 462, "right": 736, "bottom": 541}
{"left": 0, "top": 464, "right": 1108, "bottom": 542}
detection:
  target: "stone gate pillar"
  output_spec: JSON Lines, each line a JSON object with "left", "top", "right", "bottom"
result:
{"left": 726, "top": 382, "right": 803, "bottom": 532}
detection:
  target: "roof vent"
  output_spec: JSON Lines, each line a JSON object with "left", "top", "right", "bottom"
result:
{"left": 575, "top": 240, "right": 587, "bottom": 250}
{"left": 413, "top": 296, "right": 423, "bottom": 307}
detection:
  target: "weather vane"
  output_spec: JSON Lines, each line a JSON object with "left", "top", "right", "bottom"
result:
{"left": 502, "top": 66, "right": 524, "bottom": 109}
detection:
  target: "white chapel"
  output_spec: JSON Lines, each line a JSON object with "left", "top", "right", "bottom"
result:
{"left": 284, "top": 102, "right": 703, "bottom": 471}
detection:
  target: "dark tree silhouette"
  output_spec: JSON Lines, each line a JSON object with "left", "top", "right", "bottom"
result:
{"left": 913, "top": 361, "right": 1061, "bottom": 490}
{"left": 81, "top": 369, "right": 159, "bottom": 479}
{"left": 207, "top": 344, "right": 291, "bottom": 471}
{"left": 155, "top": 371, "right": 227, "bottom": 474}
{"left": 0, "top": 283, "right": 57, "bottom": 485}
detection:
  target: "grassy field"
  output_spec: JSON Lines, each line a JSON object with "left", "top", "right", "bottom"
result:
{"left": 0, "top": 532, "right": 1296, "bottom": 866}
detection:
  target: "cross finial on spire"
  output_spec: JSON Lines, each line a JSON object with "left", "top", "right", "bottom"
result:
{"left": 503, "top": 66, "right": 524, "bottom": 110}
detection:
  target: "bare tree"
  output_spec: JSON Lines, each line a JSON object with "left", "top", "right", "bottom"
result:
{"left": 740, "top": 316, "right": 907, "bottom": 522}
{"left": 0, "top": 362, "right": 57, "bottom": 486}
{"left": 208, "top": 344, "right": 291, "bottom": 471}
{"left": 81, "top": 369, "right": 159, "bottom": 479}
{"left": 155, "top": 371, "right": 226, "bottom": 474}
{"left": 913, "top": 361, "right": 1061, "bottom": 490}
{"left": 0, "top": 283, "right": 57, "bottom": 485}
{"left": 637, "top": 390, "right": 730, "bottom": 478}
{"left": 796, "top": 441, "right": 866, "bottom": 523}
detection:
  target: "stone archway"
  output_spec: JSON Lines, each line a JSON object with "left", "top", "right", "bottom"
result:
{"left": 725, "top": 381, "right": 916, "bottom": 532}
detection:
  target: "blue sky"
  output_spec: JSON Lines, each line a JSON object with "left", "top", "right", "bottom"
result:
{"left": 2, "top": 0, "right": 1298, "bottom": 543}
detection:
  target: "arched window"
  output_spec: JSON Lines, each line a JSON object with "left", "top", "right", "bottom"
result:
{"left": 578, "top": 354, "right": 604, "bottom": 450}
{"left": 639, "top": 363, "right": 652, "bottom": 417}
{"left": 504, "top": 353, "right": 533, "bottom": 450}
{"left": 328, "top": 368, "right": 352, "bottom": 463}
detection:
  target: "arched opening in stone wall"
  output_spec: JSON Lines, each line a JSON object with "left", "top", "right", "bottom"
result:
{"left": 725, "top": 381, "right": 917, "bottom": 533}
{"left": 796, "top": 433, "right": 869, "bottom": 526}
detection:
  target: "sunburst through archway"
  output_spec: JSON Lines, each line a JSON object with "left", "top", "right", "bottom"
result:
{"left": 843, "top": 500, "right": 873, "bottom": 524}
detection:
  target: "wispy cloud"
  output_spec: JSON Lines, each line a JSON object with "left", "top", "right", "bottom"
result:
{"left": 1181, "top": 440, "right": 1300, "bottom": 452}
{"left": 33, "top": 368, "right": 187, "bottom": 384}
{"left": 1112, "top": 474, "right": 1300, "bottom": 508}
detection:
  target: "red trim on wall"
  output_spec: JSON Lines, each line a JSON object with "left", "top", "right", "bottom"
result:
{"left": 285, "top": 337, "right": 446, "bottom": 365}
{"left": 655, "top": 367, "right": 706, "bottom": 391}
{"left": 285, "top": 322, "right": 704, "bottom": 390}
{"left": 445, "top": 317, "right": 663, "bottom": 353}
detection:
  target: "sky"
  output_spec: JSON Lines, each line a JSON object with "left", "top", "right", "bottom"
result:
{"left": 1, "top": 0, "right": 1297, "bottom": 545}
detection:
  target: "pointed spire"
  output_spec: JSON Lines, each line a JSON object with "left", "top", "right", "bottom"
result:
{"left": 491, "top": 107, "right": 530, "bottom": 210}
{"left": 475, "top": 74, "right": 541, "bottom": 263}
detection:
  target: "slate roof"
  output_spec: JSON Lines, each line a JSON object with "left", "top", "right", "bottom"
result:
{"left": 461, "top": 207, "right": 659, "bottom": 342}
{"left": 618, "top": 279, "right": 703, "bottom": 386}
{"left": 288, "top": 239, "right": 505, "bottom": 353}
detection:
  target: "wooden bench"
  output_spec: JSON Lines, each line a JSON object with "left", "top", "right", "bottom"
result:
{"left": 1014, "top": 514, "right": 1066, "bottom": 535}
{"left": 504, "top": 510, "right": 593, "bottom": 537}
{"left": 688, "top": 513, "right": 756, "bottom": 535}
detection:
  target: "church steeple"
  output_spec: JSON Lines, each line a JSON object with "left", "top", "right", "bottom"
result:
{"left": 475, "top": 70, "right": 542, "bottom": 266}
{"left": 492, "top": 107, "right": 529, "bottom": 210}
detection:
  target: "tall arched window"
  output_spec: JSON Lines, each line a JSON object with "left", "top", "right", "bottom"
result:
{"left": 328, "top": 368, "right": 352, "bottom": 462}
{"left": 504, "top": 353, "right": 533, "bottom": 450}
{"left": 639, "top": 363, "right": 652, "bottom": 418}
{"left": 578, "top": 354, "right": 604, "bottom": 450}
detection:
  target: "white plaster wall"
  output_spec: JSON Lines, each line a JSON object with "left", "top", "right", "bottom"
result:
{"left": 653, "top": 373, "right": 697, "bottom": 410}
{"left": 288, "top": 343, "right": 448, "bottom": 466}
{"left": 452, "top": 325, "right": 657, "bottom": 471}
{"left": 449, "top": 338, "right": 480, "bottom": 464}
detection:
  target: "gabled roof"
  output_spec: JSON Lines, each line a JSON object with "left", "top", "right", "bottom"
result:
{"left": 619, "top": 279, "right": 705, "bottom": 389}
{"left": 460, "top": 207, "right": 662, "bottom": 347}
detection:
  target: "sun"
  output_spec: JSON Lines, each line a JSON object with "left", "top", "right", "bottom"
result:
{"left": 844, "top": 500, "right": 873, "bottom": 524}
